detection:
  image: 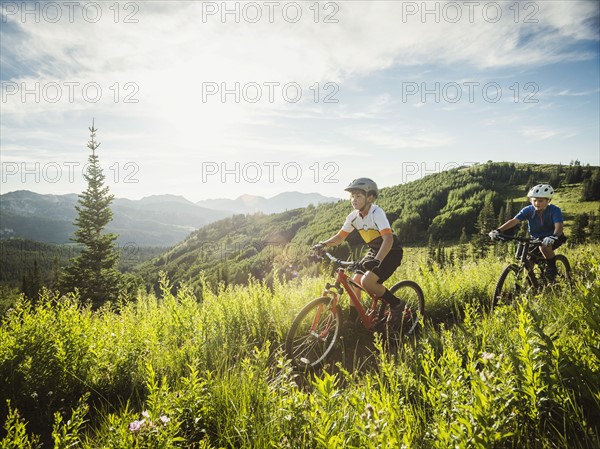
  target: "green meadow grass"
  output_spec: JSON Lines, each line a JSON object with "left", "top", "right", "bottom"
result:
{"left": 1, "top": 244, "right": 599, "bottom": 448}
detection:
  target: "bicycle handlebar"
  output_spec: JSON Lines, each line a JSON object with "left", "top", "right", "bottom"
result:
{"left": 318, "top": 250, "right": 358, "bottom": 269}
{"left": 497, "top": 234, "right": 543, "bottom": 245}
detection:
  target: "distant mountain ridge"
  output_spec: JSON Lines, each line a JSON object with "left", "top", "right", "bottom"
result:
{"left": 0, "top": 190, "right": 340, "bottom": 246}
{"left": 196, "top": 192, "right": 342, "bottom": 214}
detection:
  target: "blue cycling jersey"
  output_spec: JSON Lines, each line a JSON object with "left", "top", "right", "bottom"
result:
{"left": 514, "top": 204, "right": 563, "bottom": 238}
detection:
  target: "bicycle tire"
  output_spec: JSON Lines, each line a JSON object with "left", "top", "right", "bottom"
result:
{"left": 381, "top": 280, "right": 425, "bottom": 335}
{"left": 493, "top": 263, "right": 534, "bottom": 308}
{"left": 554, "top": 254, "right": 571, "bottom": 284}
{"left": 285, "top": 296, "right": 341, "bottom": 369}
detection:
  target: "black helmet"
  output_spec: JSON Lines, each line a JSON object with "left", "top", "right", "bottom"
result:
{"left": 344, "top": 178, "right": 378, "bottom": 197}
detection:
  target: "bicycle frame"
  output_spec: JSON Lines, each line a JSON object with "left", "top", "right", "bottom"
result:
{"left": 505, "top": 235, "right": 545, "bottom": 285}
{"left": 322, "top": 267, "right": 382, "bottom": 331}
{"left": 318, "top": 252, "right": 386, "bottom": 330}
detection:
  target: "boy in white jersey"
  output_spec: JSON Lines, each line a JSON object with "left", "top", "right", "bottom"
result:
{"left": 313, "top": 178, "right": 405, "bottom": 327}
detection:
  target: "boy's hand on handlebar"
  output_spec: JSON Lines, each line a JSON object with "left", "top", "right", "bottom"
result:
{"left": 312, "top": 242, "right": 325, "bottom": 251}
{"left": 361, "top": 259, "right": 381, "bottom": 271}
{"left": 542, "top": 235, "right": 558, "bottom": 247}
{"left": 312, "top": 242, "right": 326, "bottom": 257}
{"left": 488, "top": 229, "right": 501, "bottom": 241}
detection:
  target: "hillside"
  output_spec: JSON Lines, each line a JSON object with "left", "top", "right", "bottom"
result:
{"left": 136, "top": 162, "right": 600, "bottom": 292}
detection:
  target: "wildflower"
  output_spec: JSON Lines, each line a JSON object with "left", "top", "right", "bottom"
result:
{"left": 141, "top": 410, "right": 150, "bottom": 419}
{"left": 482, "top": 352, "right": 495, "bottom": 361}
{"left": 365, "top": 403, "right": 375, "bottom": 420}
{"left": 160, "top": 415, "right": 170, "bottom": 425}
{"left": 129, "top": 420, "right": 144, "bottom": 432}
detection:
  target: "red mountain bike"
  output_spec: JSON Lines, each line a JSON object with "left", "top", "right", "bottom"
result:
{"left": 285, "top": 251, "right": 425, "bottom": 369}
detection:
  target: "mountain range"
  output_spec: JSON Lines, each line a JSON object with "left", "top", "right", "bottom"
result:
{"left": 196, "top": 192, "right": 340, "bottom": 214}
{"left": 0, "top": 190, "right": 340, "bottom": 246}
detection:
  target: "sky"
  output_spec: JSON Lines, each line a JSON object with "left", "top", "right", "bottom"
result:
{"left": 1, "top": 0, "right": 599, "bottom": 202}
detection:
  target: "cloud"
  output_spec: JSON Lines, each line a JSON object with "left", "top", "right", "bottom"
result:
{"left": 1, "top": 1, "right": 598, "bottom": 199}
{"left": 519, "top": 126, "right": 561, "bottom": 141}
{"left": 347, "top": 125, "right": 452, "bottom": 149}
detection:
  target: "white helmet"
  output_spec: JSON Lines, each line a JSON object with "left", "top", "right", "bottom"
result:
{"left": 527, "top": 184, "right": 554, "bottom": 199}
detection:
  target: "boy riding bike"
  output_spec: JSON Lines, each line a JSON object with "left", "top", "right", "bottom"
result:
{"left": 489, "top": 184, "right": 567, "bottom": 281}
{"left": 313, "top": 178, "right": 406, "bottom": 328}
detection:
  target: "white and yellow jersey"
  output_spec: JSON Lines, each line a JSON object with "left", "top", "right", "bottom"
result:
{"left": 339, "top": 204, "right": 401, "bottom": 250}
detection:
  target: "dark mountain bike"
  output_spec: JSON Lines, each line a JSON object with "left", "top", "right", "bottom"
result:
{"left": 493, "top": 234, "right": 571, "bottom": 308}
{"left": 285, "top": 250, "right": 425, "bottom": 369}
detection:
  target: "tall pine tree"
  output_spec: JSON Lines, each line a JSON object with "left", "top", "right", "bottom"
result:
{"left": 61, "top": 122, "right": 121, "bottom": 306}
{"left": 472, "top": 193, "right": 496, "bottom": 259}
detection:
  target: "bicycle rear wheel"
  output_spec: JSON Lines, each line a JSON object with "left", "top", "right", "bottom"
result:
{"left": 493, "top": 264, "right": 533, "bottom": 308}
{"left": 285, "top": 296, "right": 341, "bottom": 369}
{"left": 386, "top": 280, "right": 425, "bottom": 335}
{"left": 554, "top": 255, "right": 571, "bottom": 284}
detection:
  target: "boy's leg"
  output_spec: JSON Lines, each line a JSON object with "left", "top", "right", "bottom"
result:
{"left": 539, "top": 245, "right": 555, "bottom": 259}
{"left": 361, "top": 249, "right": 405, "bottom": 327}
{"left": 362, "top": 249, "right": 403, "bottom": 298}
{"left": 545, "top": 257, "right": 557, "bottom": 282}
{"left": 539, "top": 245, "right": 557, "bottom": 282}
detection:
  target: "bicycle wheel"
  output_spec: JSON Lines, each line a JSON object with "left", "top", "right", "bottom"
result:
{"left": 554, "top": 255, "right": 571, "bottom": 284}
{"left": 386, "top": 280, "right": 425, "bottom": 335}
{"left": 285, "top": 296, "right": 341, "bottom": 369}
{"left": 493, "top": 264, "right": 533, "bottom": 308}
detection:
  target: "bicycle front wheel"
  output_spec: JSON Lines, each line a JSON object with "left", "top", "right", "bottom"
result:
{"left": 493, "top": 264, "right": 532, "bottom": 308}
{"left": 285, "top": 296, "right": 341, "bottom": 369}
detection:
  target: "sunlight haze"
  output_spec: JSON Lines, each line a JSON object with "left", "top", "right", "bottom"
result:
{"left": 1, "top": 1, "right": 599, "bottom": 202}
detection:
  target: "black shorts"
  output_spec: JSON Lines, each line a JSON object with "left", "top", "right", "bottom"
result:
{"left": 553, "top": 233, "right": 568, "bottom": 249}
{"left": 359, "top": 247, "right": 403, "bottom": 284}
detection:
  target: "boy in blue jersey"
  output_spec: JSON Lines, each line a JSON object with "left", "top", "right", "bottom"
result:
{"left": 313, "top": 178, "right": 405, "bottom": 327}
{"left": 489, "top": 184, "right": 567, "bottom": 280}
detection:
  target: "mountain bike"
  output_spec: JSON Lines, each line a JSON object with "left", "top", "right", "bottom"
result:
{"left": 285, "top": 250, "right": 425, "bottom": 369}
{"left": 492, "top": 234, "right": 571, "bottom": 308}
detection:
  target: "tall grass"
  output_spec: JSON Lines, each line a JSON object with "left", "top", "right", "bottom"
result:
{"left": 1, "top": 246, "right": 598, "bottom": 447}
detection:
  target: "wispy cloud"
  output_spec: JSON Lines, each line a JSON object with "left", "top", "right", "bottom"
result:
{"left": 520, "top": 126, "right": 564, "bottom": 141}
{"left": 1, "top": 1, "right": 598, "bottom": 200}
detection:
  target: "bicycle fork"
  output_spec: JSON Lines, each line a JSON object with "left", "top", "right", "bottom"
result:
{"left": 309, "top": 292, "right": 339, "bottom": 341}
